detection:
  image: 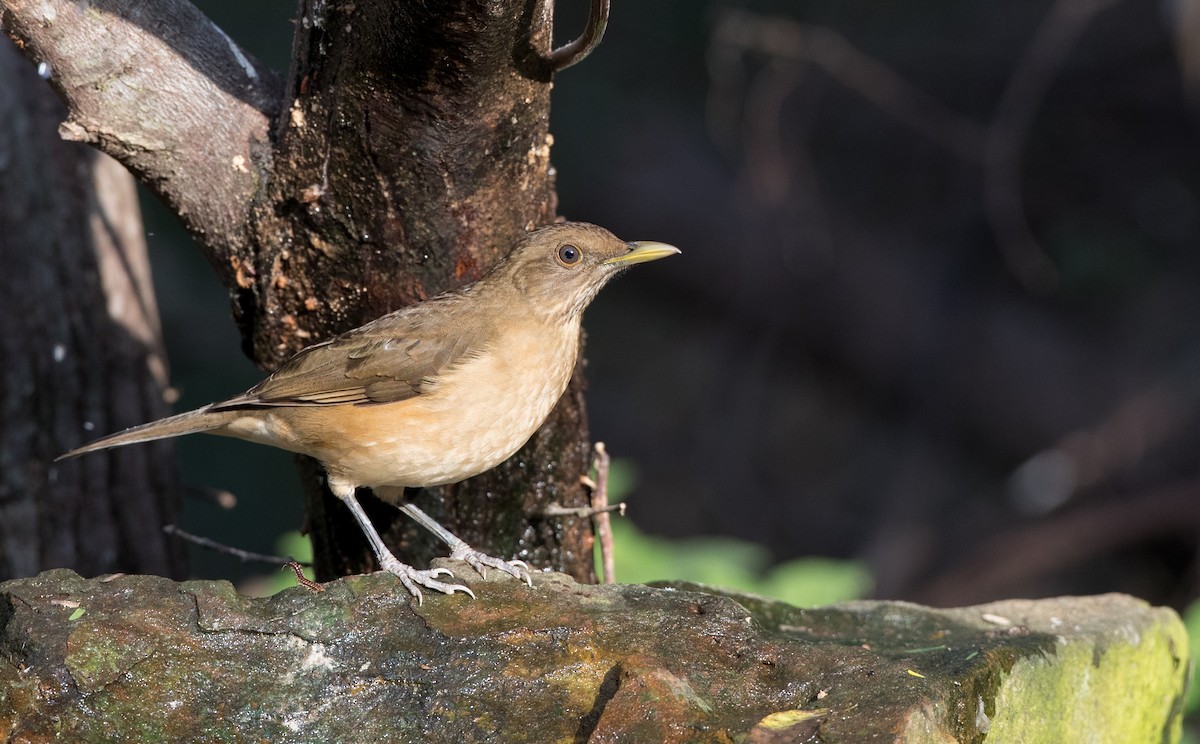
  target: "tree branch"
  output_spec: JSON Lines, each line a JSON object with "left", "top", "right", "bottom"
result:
{"left": 550, "top": 0, "right": 610, "bottom": 71}
{"left": 0, "top": 0, "right": 281, "bottom": 268}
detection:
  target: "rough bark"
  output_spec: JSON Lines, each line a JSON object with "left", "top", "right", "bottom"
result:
{"left": 0, "top": 0, "right": 596, "bottom": 580}
{"left": 0, "top": 42, "right": 184, "bottom": 579}
{"left": 0, "top": 0, "right": 279, "bottom": 276}
{"left": 258, "top": 0, "right": 590, "bottom": 581}
{"left": 0, "top": 570, "right": 1187, "bottom": 742}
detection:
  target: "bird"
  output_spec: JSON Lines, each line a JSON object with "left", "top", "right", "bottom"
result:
{"left": 59, "top": 222, "right": 680, "bottom": 601}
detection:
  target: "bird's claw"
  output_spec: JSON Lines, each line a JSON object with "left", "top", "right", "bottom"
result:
{"left": 380, "top": 557, "right": 475, "bottom": 604}
{"left": 450, "top": 545, "right": 534, "bottom": 586}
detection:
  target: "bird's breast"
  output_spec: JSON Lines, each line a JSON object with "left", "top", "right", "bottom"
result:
{"left": 269, "top": 319, "right": 582, "bottom": 489}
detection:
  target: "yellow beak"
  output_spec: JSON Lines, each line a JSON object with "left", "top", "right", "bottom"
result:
{"left": 603, "top": 241, "right": 682, "bottom": 266}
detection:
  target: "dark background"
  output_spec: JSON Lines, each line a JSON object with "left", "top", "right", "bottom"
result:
{"left": 151, "top": 0, "right": 1200, "bottom": 610}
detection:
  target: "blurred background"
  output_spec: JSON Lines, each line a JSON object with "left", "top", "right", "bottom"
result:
{"left": 159, "top": 0, "right": 1200, "bottom": 637}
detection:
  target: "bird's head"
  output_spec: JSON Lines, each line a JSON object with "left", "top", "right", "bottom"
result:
{"left": 498, "top": 222, "right": 680, "bottom": 319}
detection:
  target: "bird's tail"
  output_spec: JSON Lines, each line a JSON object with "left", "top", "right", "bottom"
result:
{"left": 56, "top": 406, "right": 240, "bottom": 460}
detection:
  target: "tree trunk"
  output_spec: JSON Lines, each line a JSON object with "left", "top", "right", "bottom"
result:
{"left": 0, "top": 0, "right": 597, "bottom": 582}
{"left": 0, "top": 43, "right": 184, "bottom": 579}
{"left": 255, "top": 0, "right": 592, "bottom": 581}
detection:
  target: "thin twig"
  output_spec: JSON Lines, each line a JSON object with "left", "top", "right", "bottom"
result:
{"left": 590, "top": 442, "right": 616, "bottom": 584}
{"left": 163, "top": 524, "right": 306, "bottom": 566}
{"left": 543, "top": 501, "right": 626, "bottom": 518}
{"left": 549, "top": 0, "right": 610, "bottom": 71}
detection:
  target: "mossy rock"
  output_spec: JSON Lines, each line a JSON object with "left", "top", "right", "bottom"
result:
{"left": 0, "top": 568, "right": 1187, "bottom": 742}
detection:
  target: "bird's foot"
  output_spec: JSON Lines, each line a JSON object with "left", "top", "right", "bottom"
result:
{"left": 378, "top": 555, "right": 475, "bottom": 605}
{"left": 449, "top": 544, "right": 534, "bottom": 586}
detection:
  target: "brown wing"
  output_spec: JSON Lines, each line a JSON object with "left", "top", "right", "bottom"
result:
{"left": 214, "top": 295, "right": 490, "bottom": 408}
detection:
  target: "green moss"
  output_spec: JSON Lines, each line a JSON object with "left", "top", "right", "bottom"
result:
{"left": 987, "top": 610, "right": 1188, "bottom": 743}
{"left": 63, "top": 630, "right": 125, "bottom": 690}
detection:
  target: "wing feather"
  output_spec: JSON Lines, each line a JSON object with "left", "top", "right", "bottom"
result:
{"left": 213, "top": 295, "right": 491, "bottom": 409}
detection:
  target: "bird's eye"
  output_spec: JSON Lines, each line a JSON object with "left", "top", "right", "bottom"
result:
{"left": 557, "top": 244, "right": 582, "bottom": 265}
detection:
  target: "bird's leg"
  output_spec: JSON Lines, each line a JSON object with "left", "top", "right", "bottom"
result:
{"left": 398, "top": 503, "right": 533, "bottom": 586}
{"left": 327, "top": 478, "right": 475, "bottom": 603}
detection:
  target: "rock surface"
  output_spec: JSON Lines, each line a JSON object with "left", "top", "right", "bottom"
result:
{"left": 0, "top": 567, "right": 1187, "bottom": 742}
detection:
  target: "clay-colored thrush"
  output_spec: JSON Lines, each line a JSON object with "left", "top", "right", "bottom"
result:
{"left": 60, "top": 222, "right": 679, "bottom": 600}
